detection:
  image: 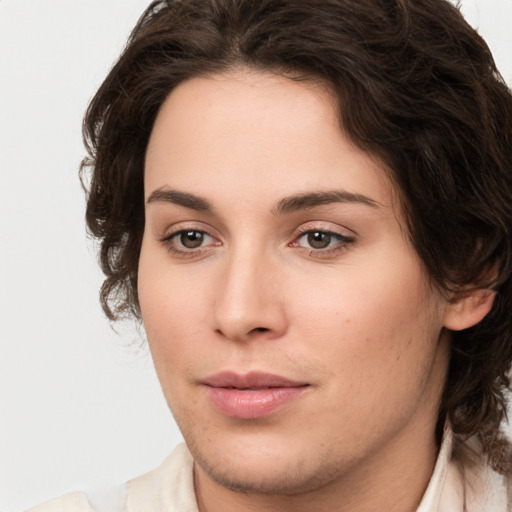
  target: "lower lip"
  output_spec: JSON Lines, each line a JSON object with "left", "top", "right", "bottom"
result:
{"left": 205, "top": 386, "right": 307, "bottom": 419}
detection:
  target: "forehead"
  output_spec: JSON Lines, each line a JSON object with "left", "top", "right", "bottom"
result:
{"left": 145, "top": 69, "right": 398, "bottom": 217}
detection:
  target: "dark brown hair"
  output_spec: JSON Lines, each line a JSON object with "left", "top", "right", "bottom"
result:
{"left": 81, "top": 0, "right": 512, "bottom": 472}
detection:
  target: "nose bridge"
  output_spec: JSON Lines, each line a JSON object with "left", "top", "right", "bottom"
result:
{"left": 212, "top": 238, "right": 286, "bottom": 341}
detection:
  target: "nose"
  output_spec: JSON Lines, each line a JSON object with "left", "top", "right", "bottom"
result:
{"left": 212, "top": 247, "right": 288, "bottom": 342}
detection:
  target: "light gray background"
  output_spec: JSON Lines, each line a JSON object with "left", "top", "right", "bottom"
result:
{"left": 1, "top": 1, "right": 511, "bottom": 510}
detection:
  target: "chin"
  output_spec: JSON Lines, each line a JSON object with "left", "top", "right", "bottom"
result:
{"left": 185, "top": 426, "right": 351, "bottom": 496}
{"left": 196, "top": 451, "right": 342, "bottom": 496}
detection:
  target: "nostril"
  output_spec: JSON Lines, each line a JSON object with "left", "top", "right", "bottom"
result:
{"left": 252, "top": 327, "right": 270, "bottom": 333}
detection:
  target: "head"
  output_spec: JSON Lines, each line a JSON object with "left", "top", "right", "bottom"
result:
{"left": 82, "top": 0, "right": 512, "bottom": 482}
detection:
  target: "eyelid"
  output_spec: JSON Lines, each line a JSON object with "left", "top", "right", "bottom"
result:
{"left": 159, "top": 220, "right": 219, "bottom": 241}
{"left": 290, "top": 222, "right": 356, "bottom": 255}
{"left": 293, "top": 221, "right": 355, "bottom": 239}
{"left": 158, "top": 221, "right": 222, "bottom": 257}
{"left": 156, "top": 220, "right": 355, "bottom": 258}
{"left": 161, "top": 228, "right": 214, "bottom": 244}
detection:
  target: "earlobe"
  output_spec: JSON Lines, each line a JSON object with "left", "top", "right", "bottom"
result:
{"left": 443, "top": 288, "right": 496, "bottom": 331}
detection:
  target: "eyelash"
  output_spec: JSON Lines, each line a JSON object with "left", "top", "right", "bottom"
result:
{"left": 292, "top": 227, "right": 355, "bottom": 257}
{"left": 159, "top": 226, "right": 355, "bottom": 258}
{"left": 160, "top": 228, "right": 218, "bottom": 257}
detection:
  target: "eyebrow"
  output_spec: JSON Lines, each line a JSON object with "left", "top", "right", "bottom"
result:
{"left": 272, "top": 190, "right": 381, "bottom": 215}
{"left": 146, "top": 187, "right": 380, "bottom": 214}
{"left": 146, "top": 188, "right": 214, "bottom": 212}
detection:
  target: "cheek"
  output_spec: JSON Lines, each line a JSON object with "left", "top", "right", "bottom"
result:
{"left": 289, "top": 255, "right": 444, "bottom": 387}
{"left": 138, "top": 244, "right": 208, "bottom": 374}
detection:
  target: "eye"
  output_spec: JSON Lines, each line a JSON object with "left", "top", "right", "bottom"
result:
{"left": 302, "top": 231, "right": 336, "bottom": 249}
{"left": 161, "top": 228, "right": 218, "bottom": 255}
{"left": 178, "top": 230, "right": 208, "bottom": 249}
{"left": 292, "top": 228, "right": 355, "bottom": 254}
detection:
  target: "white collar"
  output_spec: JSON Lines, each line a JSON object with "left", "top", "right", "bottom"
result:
{"left": 416, "top": 427, "right": 507, "bottom": 512}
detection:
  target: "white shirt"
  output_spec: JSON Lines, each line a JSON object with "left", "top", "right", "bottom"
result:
{"left": 25, "top": 432, "right": 509, "bottom": 512}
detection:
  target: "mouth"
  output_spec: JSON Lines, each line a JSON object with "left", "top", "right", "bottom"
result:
{"left": 201, "top": 371, "right": 310, "bottom": 420}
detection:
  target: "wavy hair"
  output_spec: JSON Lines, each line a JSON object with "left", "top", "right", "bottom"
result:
{"left": 81, "top": 0, "right": 512, "bottom": 472}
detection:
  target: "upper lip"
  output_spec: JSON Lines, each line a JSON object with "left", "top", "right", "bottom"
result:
{"left": 202, "top": 371, "right": 309, "bottom": 389}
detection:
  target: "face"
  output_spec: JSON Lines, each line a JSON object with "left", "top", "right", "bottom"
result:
{"left": 139, "top": 70, "right": 451, "bottom": 496}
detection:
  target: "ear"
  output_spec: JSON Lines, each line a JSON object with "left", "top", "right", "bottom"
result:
{"left": 443, "top": 288, "right": 496, "bottom": 331}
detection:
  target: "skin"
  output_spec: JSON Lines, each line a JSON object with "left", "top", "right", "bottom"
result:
{"left": 138, "top": 69, "right": 489, "bottom": 512}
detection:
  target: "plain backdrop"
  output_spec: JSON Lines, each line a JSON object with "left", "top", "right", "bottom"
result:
{"left": 1, "top": 1, "right": 511, "bottom": 510}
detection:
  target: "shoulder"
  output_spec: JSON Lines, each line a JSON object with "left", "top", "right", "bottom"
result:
{"left": 24, "top": 481, "right": 127, "bottom": 512}
{"left": 507, "top": 471, "right": 512, "bottom": 512}
{"left": 126, "top": 443, "right": 197, "bottom": 511}
{"left": 24, "top": 492, "right": 94, "bottom": 512}
{"left": 447, "top": 436, "right": 510, "bottom": 512}
{"left": 23, "top": 444, "right": 196, "bottom": 512}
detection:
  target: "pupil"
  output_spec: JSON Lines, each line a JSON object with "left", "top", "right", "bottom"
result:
{"left": 181, "top": 231, "right": 204, "bottom": 248}
{"left": 308, "top": 231, "right": 331, "bottom": 249}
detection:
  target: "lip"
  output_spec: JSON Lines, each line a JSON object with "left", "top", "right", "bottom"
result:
{"left": 202, "top": 371, "right": 309, "bottom": 419}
